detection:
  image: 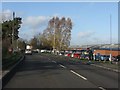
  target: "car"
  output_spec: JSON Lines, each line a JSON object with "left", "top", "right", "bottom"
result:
{"left": 71, "top": 52, "right": 81, "bottom": 58}
{"left": 25, "top": 49, "right": 32, "bottom": 55}
{"left": 41, "top": 50, "right": 47, "bottom": 53}
{"left": 116, "top": 55, "right": 120, "bottom": 61}
{"left": 100, "top": 55, "right": 110, "bottom": 61}
{"left": 64, "top": 52, "right": 72, "bottom": 57}
{"left": 32, "top": 49, "right": 39, "bottom": 53}
{"left": 59, "top": 51, "right": 65, "bottom": 56}
{"left": 94, "top": 53, "right": 101, "bottom": 61}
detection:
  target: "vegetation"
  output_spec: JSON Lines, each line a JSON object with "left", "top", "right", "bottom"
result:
{"left": 2, "top": 17, "right": 22, "bottom": 40}
{"left": 17, "top": 38, "right": 26, "bottom": 51}
{"left": 1, "top": 17, "right": 22, "bottom": 57}
{"left": 29, "top": 17, "right": 73, "bottom": 51}
{"left": 2, "top": 52, "right": 23, "bottom": 70}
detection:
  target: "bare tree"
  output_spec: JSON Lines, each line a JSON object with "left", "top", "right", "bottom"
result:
{"left": 39, "top": 16, "right": 72, "bottom": 51}
{"left": 43, "top": 17, "right": 72, "bottom": 51}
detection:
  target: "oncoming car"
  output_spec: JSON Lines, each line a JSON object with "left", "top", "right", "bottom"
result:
{"left": 25, "top": 49, "right": 32, "bottom": 55}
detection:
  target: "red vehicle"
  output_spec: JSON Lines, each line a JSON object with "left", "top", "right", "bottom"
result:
{"left": 65, "top": 52, "right": 72, "bottom": 57}
{"left": 71, "top": 52, "right": 81, "bottom": 58}
{"left": 74, "top": 53, "right": 81, "bottom": 58}
{"left": 67, "top": 53, "right": 71, "bottom": 57}
{"left": 64, "top": 50, "right": 72, "bottom": 57}
{"left": 64, "top": 50, "right": 85, "bottom": 59}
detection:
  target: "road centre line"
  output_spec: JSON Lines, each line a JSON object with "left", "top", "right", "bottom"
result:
{"left": 98, "top": 86, "right": 106, "bottom": 90}
{"left": 59, "top": 64, "right": 66, "bottom": 68}
{"left": 51, "top": 60, "right": 57, "bottom": 63}
{"left": 70, "top": 70, "right": 87, "bottom": 80}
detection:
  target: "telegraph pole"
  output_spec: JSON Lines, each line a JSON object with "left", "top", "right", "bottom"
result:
{"left": 12, "top": 12, "right": 15, "bottom": 51}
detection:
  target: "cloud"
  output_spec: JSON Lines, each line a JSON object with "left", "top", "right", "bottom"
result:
{"left": 23, "top": 16, "right": 50, "bottom": 29}
{"left": 19, "top": 16, "right": 51, "bottom": 40}
{"left": 0, "top": 9, "right": 13, "bottom": 22}
{"left": 77, "top": 31, "right": 95, "bottom": 38}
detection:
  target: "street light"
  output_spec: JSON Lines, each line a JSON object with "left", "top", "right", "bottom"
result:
{"left": 109, "top": 14, "right": 112, "bottom": 63}
{"left": 53, "top": 17, "right": 56, "bottom": 54}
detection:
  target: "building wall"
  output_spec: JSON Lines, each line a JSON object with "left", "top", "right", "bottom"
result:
{"left": 94, "top": 50, "right": 120, "bottom": 56}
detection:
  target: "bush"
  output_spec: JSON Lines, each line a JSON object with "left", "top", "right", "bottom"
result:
{"left": 2, "top": 39, "right": 12, "bottom": 57}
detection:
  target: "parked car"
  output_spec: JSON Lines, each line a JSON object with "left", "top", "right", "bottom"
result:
{"left": 59, "top": 51, "right": 65, "bottom": 56}
{"left": 116, "top": 55, "right": 120, "bottom": 61}
{"left": 64, "top": 50, "right": 71, "bottom": 57}
{"left": 100, "top": 55, "right": 110, "bottom": 61}
{"left": 41, "top": 50, "right": 46, "bottom": 53}
{"left": 71, "top": 52, "right": 81, "bottom": 58}
{"left": 32, "top": 49, "right": 39, "bottom": 53}
{"left": 94, "top": 53, "right": 101, "bottom": 61}
{"left": 82, "top": 51, "right": 89, "bottom": 60}
{"left": 64, "top": 52, "right": 72, "bottom": 57}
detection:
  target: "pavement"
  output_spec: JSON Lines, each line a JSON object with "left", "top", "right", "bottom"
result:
{"left": 2, "top": 55, "right": 24, "bottom": 78}
{"left": 1, "top": 55, "right": 25, "bottom": 89}
{"left": 2, "top": 53, "right": 119, "bottom": 89}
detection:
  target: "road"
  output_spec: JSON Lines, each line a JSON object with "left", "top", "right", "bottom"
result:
{"left": 3, "top": 53, "right": 119, "bottom": 89}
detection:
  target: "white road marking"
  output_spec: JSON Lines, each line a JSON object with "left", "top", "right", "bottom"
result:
{"left": 52, "top": 61, "right": 57, "bottom": 63}
{"left": 70, "top": 70, "right": 87, "bottom": 80}
{"left": 99, "top": 87, "right": 106, "bottom": 90}
{"left": 59, "top": 64, "right": 66, "bottom": 68}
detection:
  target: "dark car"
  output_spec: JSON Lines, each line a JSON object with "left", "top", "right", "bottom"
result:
{"left": 94, "top": 53, "right": 101, "bottom": 61}
{"left": 115, "top": 55, "right": 120, "bottom": 62}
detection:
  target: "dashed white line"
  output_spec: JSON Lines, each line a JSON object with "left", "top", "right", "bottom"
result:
{"left": 59, "top": 64, "right": 66, "bottom": 68}
{"left": 98, "top": 86, "right": 106, "bottom": 90}
{"left": 52, "top": 61, "right": 57, "bottom": 63}
{"left": 70, "top": 70, "right": 87, "bottom": 80}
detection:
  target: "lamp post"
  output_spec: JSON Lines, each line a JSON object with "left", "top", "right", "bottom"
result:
{"left": 53, "top": 17, "right": 56, "bottom": 54}
{"left": 109, "top": 14, "right": 112, "bottom": 63}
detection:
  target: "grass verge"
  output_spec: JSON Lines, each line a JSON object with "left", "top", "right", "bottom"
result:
{"left": 2, "top": 52, "right": 24, "bottom": 70}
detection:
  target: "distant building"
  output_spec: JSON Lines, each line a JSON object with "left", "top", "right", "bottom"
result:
{"left": 94, "top": 49, "right": 120, "bottom": 57}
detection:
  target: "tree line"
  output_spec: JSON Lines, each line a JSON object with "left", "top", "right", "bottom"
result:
{"left": 1, "top": 15, "right": 73, "bottom": 56}
{"left": 1, "top": 16, "right": 25, "bottom": 57}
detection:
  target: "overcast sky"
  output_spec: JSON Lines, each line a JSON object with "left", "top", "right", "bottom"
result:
{"left": 1, "top": 1, "right": 118, "bottom": 46}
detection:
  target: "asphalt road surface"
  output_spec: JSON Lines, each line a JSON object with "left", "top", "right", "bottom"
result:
{"left": 3, "top": 53, "right": 119, "bottom": 89}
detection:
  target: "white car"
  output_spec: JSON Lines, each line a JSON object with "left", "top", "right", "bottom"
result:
{"left": 41, "top": 50, "right": 46, "bottom": 53}
{"left": 25, "top": 49, "right": 32, "bottom": 55}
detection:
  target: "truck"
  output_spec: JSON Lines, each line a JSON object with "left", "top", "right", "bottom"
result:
{"left": 26, "top": 45, "right": 32, "bottom": 50}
